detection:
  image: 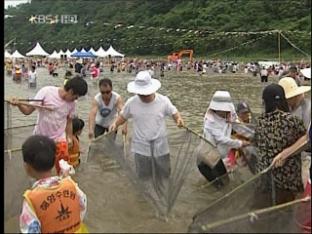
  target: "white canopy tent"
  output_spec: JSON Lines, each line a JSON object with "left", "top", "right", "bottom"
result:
{"left": 88, "top": 47, "right": 96, "bottom": 55}
{"left": 95, "top": 46, "right": 107, "bottom": 57}
{"left": 80, "top": 48, "right": 87, "bottom": 53}
{"left": 5, "top": 50, "right": 12, "bottom": 58}
{"left": 49, "top": 50, "right": 61, "bottom": 59}
{"left": 11, "top": 50, "right": 25, "bottom": 58}
{"left": 65, "top": 49, "right": 72, "bottom": 58}
{"left": 105, "top": 45, "right": 124, "bottom": 57}
{"left": 58, "top": 49, "right": 66, "bottom": 55}
{"left": 71, "top": 48, "right": 78, "bottom": 54}
{"left": 26, "top": 42, "right": 50, "bottom": 56}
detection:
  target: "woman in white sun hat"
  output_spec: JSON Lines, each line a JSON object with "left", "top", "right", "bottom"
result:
{"left": 198, "top": 91, "right": 250, "bottom": 188}
{"left": 110, "top": 70, "right": 184, "bottom": 180}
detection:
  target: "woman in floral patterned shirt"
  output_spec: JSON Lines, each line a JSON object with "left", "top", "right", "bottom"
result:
{"left": 254, "top": 83, "right": 306, "bottom": 206}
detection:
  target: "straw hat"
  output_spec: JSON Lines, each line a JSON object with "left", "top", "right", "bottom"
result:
{"left": 278, "top": 77, "right": 310, "bottom": 99}
{"left": 208, "top": 91, "right": 235, "bottom": 112}
{"left": 127, "top": 70, "right": 161, "bottom": 95}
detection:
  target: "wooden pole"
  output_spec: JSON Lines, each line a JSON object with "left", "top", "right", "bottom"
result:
{"left": 278, "top": 30, "right": 281, "bottom": 63}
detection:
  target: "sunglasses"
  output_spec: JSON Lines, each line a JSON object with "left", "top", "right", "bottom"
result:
{"left": 101, "top": 90, "right": 112, "bottom": 95}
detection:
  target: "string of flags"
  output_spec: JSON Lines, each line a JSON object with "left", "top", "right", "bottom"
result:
{"left": 10, "top": 28, "right": 308, "bottom": 47}
{"left": 279, "top": 32, "right": 311, "bottom": 58}
{"left": 209, "top": 34, "right": 270, "bottom": 57}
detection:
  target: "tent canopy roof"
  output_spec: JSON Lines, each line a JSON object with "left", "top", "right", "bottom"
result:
{"left": 49, "top": 50, "right": 61, "bottom": 59}
{"left": 95, "top": 46, "right": 107, "bottom": 57}
{"left": 11, "top": 50, "right": 25, "bottom": 58}
{"left": 26, "top": 42, "right": 50, "bottom": 56}
{"left": 5, "top": 50, "right": 12, "bottom": 58}
{"left": 106, "top": 45, "right": 124, "bottom": 57}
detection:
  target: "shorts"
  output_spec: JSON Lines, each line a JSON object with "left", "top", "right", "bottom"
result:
{"left": 29, "top": 82, "right": 36, "bottom": 88}
{"left": 134, "top": 153, "right": 171, "bottom": 180}
{"left": 55, "top": 140, "right": 69, "bottom": 175}
{"left": 94, "top": 124, "right": 109, "bottom": 138}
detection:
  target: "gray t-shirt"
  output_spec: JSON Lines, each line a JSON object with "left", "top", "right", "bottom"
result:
{"left": 95, "top": 91, "right": 120, "bottom": 128}
{"left": 121, "top": 93, "right": 178, "bottom": 157}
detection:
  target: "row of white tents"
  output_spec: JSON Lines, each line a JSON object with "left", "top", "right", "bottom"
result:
{"left": 5, "top": 42, "right": 124, "bottom": 59}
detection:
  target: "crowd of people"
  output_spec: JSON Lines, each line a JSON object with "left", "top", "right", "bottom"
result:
{"left": 5, "top": 55, "right": 311, "bottom": 233}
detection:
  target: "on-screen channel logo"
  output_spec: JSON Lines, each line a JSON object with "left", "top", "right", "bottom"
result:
{"left": 29, "top": 15, "right": 78, "bottom": 24}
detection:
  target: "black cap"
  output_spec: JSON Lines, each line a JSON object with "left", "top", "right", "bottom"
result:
{"left": 262, "top": 83, "right": 289, "bottom": 113}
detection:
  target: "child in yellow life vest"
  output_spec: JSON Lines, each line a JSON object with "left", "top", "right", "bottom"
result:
{"left": 68, "top": 117, "right": 85, "bottom": 168}
{"left": 20, "top": 135, "right": 88, "bottom": 233}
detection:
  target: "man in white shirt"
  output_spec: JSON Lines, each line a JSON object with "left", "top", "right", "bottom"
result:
{"left": 110, "top": 70, "right": 184, "bottom": 179}
{"left": 260, "top": 66, "right": 268, "bottom": 82}
{"left": 28, "top": 65, "right": 37, "bottom": 88}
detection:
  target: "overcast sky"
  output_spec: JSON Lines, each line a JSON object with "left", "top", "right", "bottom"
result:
{"left": 5, "top": 0, "right": 30, "bottom": 9}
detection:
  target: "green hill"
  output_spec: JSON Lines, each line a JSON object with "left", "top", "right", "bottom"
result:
{"left": 4, "top": 0, "right": 311, "bottom": 59}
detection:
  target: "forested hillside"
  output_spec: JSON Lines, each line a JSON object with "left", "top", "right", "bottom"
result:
{"left": 4, "top": 0, "right": 311, "bottom": 58}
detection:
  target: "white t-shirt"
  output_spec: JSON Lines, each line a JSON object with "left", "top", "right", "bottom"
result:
{"left": 260, "top": 69, "right": 268, "bottom": 76}
{"left": 121, "top": 93, "right": 177, "bottom": 157}
{"left": 28, "top": 70, "right": 37, "bottom": 83}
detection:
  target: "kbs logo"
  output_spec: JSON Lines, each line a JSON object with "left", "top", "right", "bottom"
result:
{"left": 29, "top": 15, "right": 78, "bottom": 24}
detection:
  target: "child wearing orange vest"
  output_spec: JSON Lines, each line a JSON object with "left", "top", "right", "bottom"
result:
{"left": 20, "top": 135, "right": 88, "bottom": 233}
{"left": 68, "top": 117, "right": 84, "bottom": 168}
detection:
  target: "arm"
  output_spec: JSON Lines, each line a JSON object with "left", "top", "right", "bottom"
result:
{"left": 88, "top": 99, "right": 98, "bottom": 139}
{"left": 20, "top": 199, "right": 41, "bottom": 233}
{"left": 65, "top": 116, "right": 73, "bottom": 148}
{"left": 272, "top": 133, "right": 308, "bottom": 167}
{"left": 172, "top": 111, "right": 184, "bottom": 127}
{"left": 164, "top": 97, "right": 184, "bottom": 127}
{"left": 17, "top": 104, "right": 36, "bottom": 115}
{"left": 75, "top": 186, "right": 87, "bottom": 221}
{"left": 8, "top": 98, "right": 36, "bottom": 115}
{"left": 116, "top": 96, "right": 128, "bottom": 134}
{"left": 205, "top": 124, "right": 244, "bottom": 149}
{"left": 109, "top": 115, "right": 127, "bottom": 132}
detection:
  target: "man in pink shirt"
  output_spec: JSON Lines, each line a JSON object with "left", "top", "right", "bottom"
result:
{"left": 9, "top": 76, "right": 88, "bottom": 174}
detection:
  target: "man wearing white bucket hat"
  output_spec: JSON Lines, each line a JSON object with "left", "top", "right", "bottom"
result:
{"left": 110, "top": 70, "right": 184, "bottom": 179}
{"left": 198, "top": 91, "right": 250, "bottom": 188}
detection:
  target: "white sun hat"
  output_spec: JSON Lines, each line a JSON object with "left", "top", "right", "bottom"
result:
{"left": 278, "top": 77, "right": 311, "bottom": 99}
{"left": 208, "top": 91, "right": 235, "bottom": 112}
{"left": 300, "top": 68, "right": 311, "bottom": 79}
{"left": 127, "top": 70, "right": 161, "bottom": 95}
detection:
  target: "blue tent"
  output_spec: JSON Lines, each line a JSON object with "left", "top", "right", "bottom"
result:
{"left": 71, "top": 51, "right": 96, "bottom": 58}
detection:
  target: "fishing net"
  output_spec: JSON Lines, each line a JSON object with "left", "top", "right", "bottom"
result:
{"left": 87, "top": 121, "right": 200, "bottom": 218}
{"left": 188, "top": 164, "right": 312, "bottom": 233}
{"left": 4, "top": 133, "right": 36, "bottom": 222}
{"left": 189, "top": 196, "right": 311, "bottom": 233}
{"left": 87, "top": 120, "right": 257, "bottom": 219}
{"left": 4, "top": 102, "right": 36, "bottom": 223}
